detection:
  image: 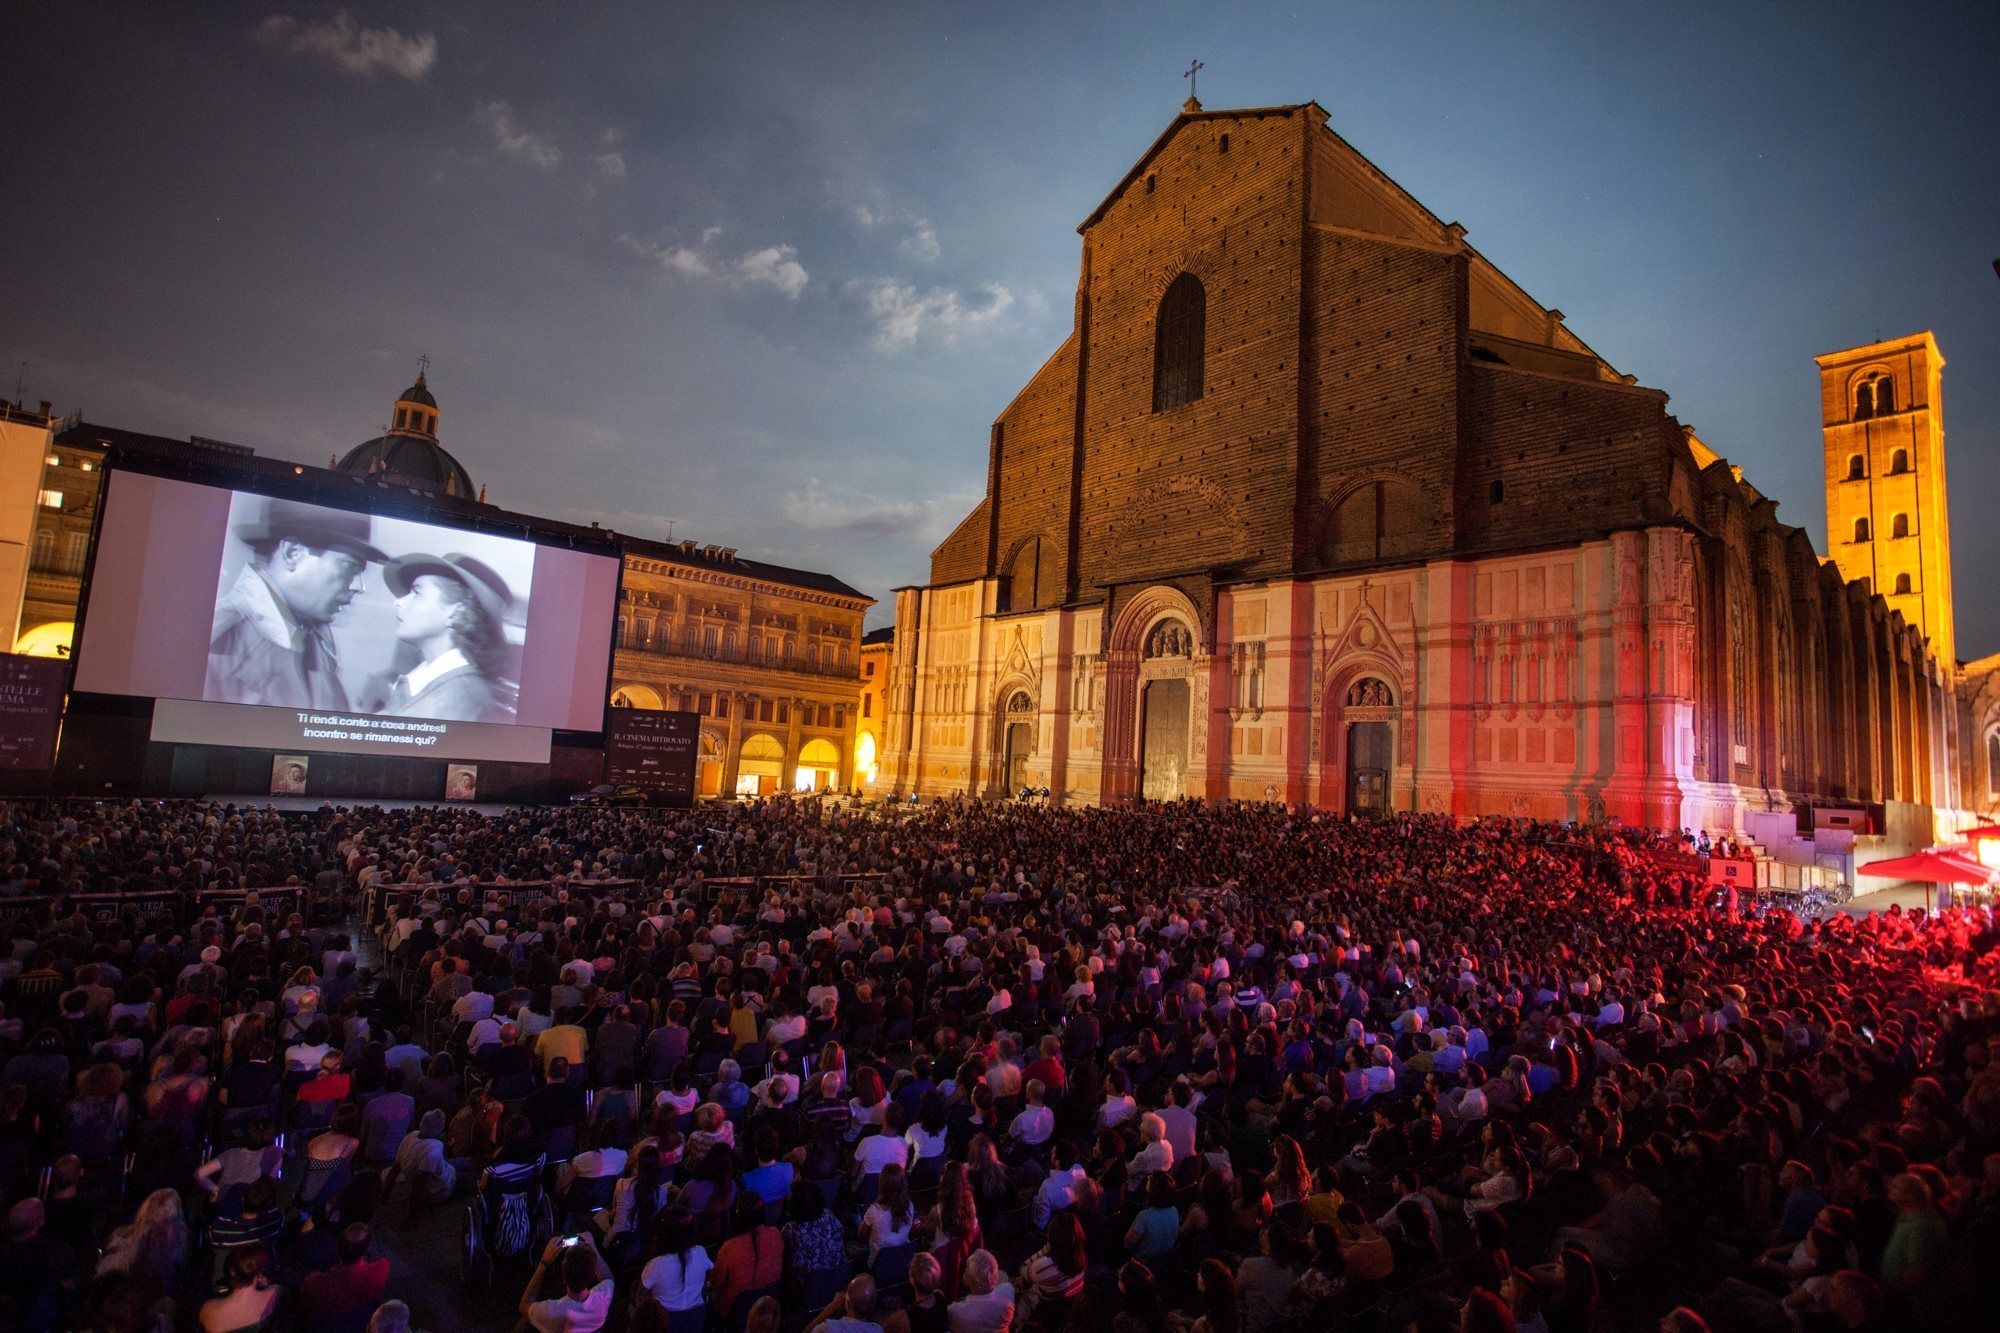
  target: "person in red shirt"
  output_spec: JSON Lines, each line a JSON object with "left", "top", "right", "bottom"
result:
{"left": 298, "top": 1052, "right": 351, "bottom": 1106}
{"left": 300, "top": 1224, "right": 390, "bottom": 1329}
{"left": 1022, "top": 1035, "right": 1066, "bottom": 1095}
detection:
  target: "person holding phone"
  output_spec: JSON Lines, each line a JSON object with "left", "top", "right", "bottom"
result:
{"left": 519, "top": 1230, "right": 613, "bottom": 1333}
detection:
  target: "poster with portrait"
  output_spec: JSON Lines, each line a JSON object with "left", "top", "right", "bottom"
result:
{"left": 270, "top": 754, "right": 310, "bottom": 795}
{"left": 445, "top": 762, "right": 478, "bottom": 801}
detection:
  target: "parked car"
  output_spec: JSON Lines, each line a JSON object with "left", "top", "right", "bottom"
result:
{"left": 569, "top": 783, "right": 651, "bottom": 807}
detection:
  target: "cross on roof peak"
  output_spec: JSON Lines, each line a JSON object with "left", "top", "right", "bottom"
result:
{"left": 1183, "top": 58, "right": 1204, "bottom": 111}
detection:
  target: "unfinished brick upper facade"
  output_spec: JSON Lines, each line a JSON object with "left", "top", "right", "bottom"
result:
{"left": 883, "top": 102, "right": 1961, "bottom": 862}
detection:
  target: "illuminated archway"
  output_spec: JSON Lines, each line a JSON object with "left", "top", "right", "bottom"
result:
{"left": 795, "top": 737, "right": 841, "bottom": 792}
{"left": 855, "top": 729, "right": 878, "bottom": 785}
{"left": 609, "top": 683, "right": 664, "bottom": 711}
{"left": 737, "top": 732, "right": 785, "bottom": 796}
{"left": 13, "top": 621, "right": 73, "bottom": 658}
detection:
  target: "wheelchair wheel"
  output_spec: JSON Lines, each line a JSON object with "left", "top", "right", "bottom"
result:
{"left": 460, "top": 1205, "right": 490, "bottom": 1286}
{"left": 531, "top": 1193, "right": 556, "bottom": 1253}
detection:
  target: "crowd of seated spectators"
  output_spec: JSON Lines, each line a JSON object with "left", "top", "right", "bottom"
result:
{"left": 1, "top": 794, "right": 1997, "bottom": 1333}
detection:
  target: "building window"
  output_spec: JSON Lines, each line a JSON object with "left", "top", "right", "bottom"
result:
{"left": 1891, "top": 512, "right": 1909, "bottom": 539}
{"left": 1889, "top": 449, "right": 1909, "bottom": 474}
{"left": 1152, "top": 273, "right": 1206, "bottom": 412}
{"left": 716, "top": 694, "right": 730, "bottom": 719}
{"left": 1855, "top": 373, "right": 1894, "bottom": 421}
{"left": 834, "top": 706, "right": 845, "bottom": 729}
{"left": 32, "top": 531, "right": 53, "bottom": 569}
{"left": 697, "top": 692, "right": 711, "bottom": 715}
{"left": 777, "top": 703, "right": 789, "bottom": 725}
{"left": 1989, "top": 730, "right": 2000, "bottom": 800}
{"left": 702, "top": 626, "right": 719, "bottom": 656}
{"left": 38, "top": 490, "right": 62, "bottom": 510}
{"left": 1847, "top": 455, "right": 1866, "bottom": 481}
{"left": 862, "top": 695, "right": 872, "bottom": 718}
{"left": 1853, "top": 517, "right": 1871, "bottom": 543}
{"left": 79, "top": 460, "right": 92, "bottom": 472}
{"left": 1218, "top": 132, "right": 1230, "bottom": 153}
{"left": 1490, "top": 478, "right": 1505, "bottom": 505}
{"left": 1894, "top": 573, "right": 1912, "bottom": 594}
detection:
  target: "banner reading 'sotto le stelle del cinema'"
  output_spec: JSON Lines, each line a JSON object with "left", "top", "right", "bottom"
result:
{"left": 0, "top": 652, "right": 69, "bottom": 771}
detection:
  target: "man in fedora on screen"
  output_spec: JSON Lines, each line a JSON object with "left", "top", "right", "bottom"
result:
{"left": 375, "top": 552, "right": 519, "bottom": 724}
{"left": 207, "top": 498, "right": 386, "bottom": 710}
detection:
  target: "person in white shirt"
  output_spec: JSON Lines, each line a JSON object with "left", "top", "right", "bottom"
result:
{"left": 640, "top": 1228, "right": 713, "bottom": 1316}
{"left": 1032, "top": 1143, "right": 1088, "bottom": 1228}
{"left": 852, "top": 1125, "right": 911, "bottom": 1181}
{"left": 947, "top": 1250, "right": 1015, "bottom": 1333}
{"left": 520, "top": 1232, "right": 614, "bottom": 1333}
{"left": 1127, "top": 1112, "right": 1174, "bottom": 1183}
{"left": 1008, "top": 1081, "right": 1055, "bottom": 1150}
{"left": 1096, "top": 1070, "right": 1138, "bottom": 1131}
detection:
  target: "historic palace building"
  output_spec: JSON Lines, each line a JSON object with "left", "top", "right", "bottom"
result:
{"left": 609, "top": 542, "right": 870, "bottom": 799}
{"left": 879, "top": 98, "right": 1972, "bottom": 856}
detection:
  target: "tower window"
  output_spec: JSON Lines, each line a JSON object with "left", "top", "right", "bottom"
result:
{"left": 1889, "top": 449, "right": 1909, "bottom": 474}
{"left": 1874, "top": 377, "right": 1895, "bottom": 413}
{"left": 1893, "top": 573, "right": 1912, "bottom": 595}
{"left": 1152, "top": 273, "right": 1206, "bottom": 411}
{"left": 1891, "top": 512, "right": 1910, "bottom": 539}
{"left": 1853, "top": 517, "right": 1871, "bottom": 543}
{"left": 395, "top": 408, "right": 408, "bottom": 429}
{"left": 1846, "top": 455, "right": 1866, "bottom": 481}
{"left": 1854, "top": 381, "right": 1875, "bottom": 421}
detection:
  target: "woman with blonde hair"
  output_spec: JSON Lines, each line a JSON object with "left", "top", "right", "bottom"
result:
{"left": 98, "top": 1187, "right": 192, "bottom": 1288}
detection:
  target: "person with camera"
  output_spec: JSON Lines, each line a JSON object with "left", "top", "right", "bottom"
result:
{"left": 518, "top": 1230, "right": 613, "bottom": 1333}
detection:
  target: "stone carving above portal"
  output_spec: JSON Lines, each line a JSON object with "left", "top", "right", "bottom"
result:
{"left": 1144, "top": 619, "right": 1194, "bottom": 660}
{"left": 1345, "top": 677, "right": 1395, "bottom": 708}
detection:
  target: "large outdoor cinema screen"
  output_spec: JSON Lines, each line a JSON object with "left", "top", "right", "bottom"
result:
{"left": 74, "top": 471, "right": 622, "bottom": 765}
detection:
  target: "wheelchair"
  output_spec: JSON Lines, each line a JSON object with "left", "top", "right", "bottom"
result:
{"left": 460, "top": 1155, "right": 555, "bottom": 1286}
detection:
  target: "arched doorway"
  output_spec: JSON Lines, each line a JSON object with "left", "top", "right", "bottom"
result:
{"left": 737, "top": 732, "right": 785, "bottom": 797}
{"left": 12, "top": 621, "right": 73, "bottom": 658}
{"left": 1340, "top": 676, "right": 1397, "bottom": 816}
{"left": 855, "top": 730, "right": 879, "bottom": 788}
{"left": 795, "top": 737, "right": 841, "bottom": 792}
{"left": 1140, "top": 618, "right": 1195, "bottom": 800}
{"left": 1001, "top": 691, "right": 1036, "bottom": 792}
{"left": 609, "top": 683, "right": 665, "bottom": 711}
{"left": 697, "top": 730, "right": 723, "bottom": 798}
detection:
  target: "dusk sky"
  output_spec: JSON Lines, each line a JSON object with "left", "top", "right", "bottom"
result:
{"left": 4, "top": 3, "right": 1997, "bottom": 649}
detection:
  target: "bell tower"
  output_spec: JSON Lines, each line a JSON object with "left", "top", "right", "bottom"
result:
{"left": 1816, "top": 331, "right": 1953, "bottom": 666}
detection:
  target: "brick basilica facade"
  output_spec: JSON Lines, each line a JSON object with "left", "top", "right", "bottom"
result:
{"left": 877, "top": 100, "right": 1964, "bottom": 853}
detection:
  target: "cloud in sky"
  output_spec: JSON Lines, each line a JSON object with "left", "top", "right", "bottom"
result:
{"left": 853, "top": 203, "right": 942, "bottom": 263}
{"left": 594, "top": 128, "right": 627, "bottom": 179}
{"left": 782, "top": 477, "right": 974, "bottom": 541}
{"left": 476, "top": 100, "right": 561, "bottom": 169}
{"left": 738, "top": 245, "right": 810, "bottom": 299}
{"left": 624, "top": 229, "right": 808, "bottom": 298}
{"left": 848, "top": 278, "right": 1014, "bottom": 349}
{"left": 255, "top": 12, "right": 436, "bottom": 79}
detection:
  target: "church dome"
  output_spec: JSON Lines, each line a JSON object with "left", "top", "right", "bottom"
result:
{"left": 333, "top": 366, "right": 481, "bottom": 500}
{"left": 337, "top": 434, "right": 476, "bottom": 498}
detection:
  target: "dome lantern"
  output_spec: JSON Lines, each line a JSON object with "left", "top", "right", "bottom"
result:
{"left": 334, "top": 361, "right": 480, "bottom": 500}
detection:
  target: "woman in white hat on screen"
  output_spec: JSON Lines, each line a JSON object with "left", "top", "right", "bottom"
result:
{"left": 376, "top": 553, "right": 519, "bottom": 724}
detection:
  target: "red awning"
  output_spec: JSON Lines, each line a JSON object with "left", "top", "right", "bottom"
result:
{"left": 1858, "top": 848, "right": 1995, "bottom": 886}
